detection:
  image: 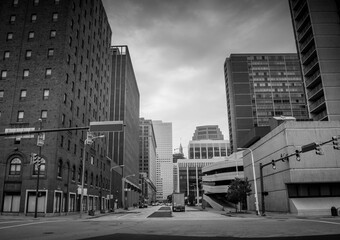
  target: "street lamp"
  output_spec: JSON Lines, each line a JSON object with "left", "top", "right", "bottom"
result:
{"left": 109, "top": 164, "right": 124, "bottom": 211}
{"left": 122, "top": 174, "right": 135, "bottom": 210}
{"left": 80, "top": 132, "right": 105, "bottom": 218}
{"left": 237, "top": 147, "right": 260, "bottom": 215}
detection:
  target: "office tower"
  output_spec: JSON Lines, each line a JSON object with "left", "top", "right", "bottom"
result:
{"left": 173, "top": 143, "right": 185, "bottom": 193}
{"left": 188, "top": 125, "right": 229, "bottom": 159}
{"left": 139, "top": 118, "right": 157, "bottom": 204}
{"left": 192, "top": 125, "right": 224, "bottom": 140}
{"left": 0, "top": 0, "right": 112, "bottom": 214}
{"left": 152, "top": 120, "right": 173, "bottom": 201}
{"left": 224, "top": 53, "right": 309, "bottom": 153}
{"left": 288, "top": 0, "right": 340, "bottom": 121}
{"left": 109, "top": 46, "right": 140, "bottom": 208}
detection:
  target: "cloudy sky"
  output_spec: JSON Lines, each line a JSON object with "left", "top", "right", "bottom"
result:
{"left": 102, "top": 0, "right": 297, "bottom": 156}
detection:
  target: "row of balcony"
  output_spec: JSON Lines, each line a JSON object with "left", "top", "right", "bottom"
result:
{"left": 300, "top": 33, "right": 314, "bottom": 53}
{"left": 309, "top": 96, "right": 326, "bottom": 114}
{"left": 313, "top": 109, "right": 328, "bottom": 121}
{"left": 307, "top": 82, "right": 323, "bottom": 100}
{"left": 294, "top": 0, "right": 307, "bottom": 20}
{"left": 298, "top": 21, "right": 312, "bottom": 42}
{"left": 303, "top": 57, "right": 319, "bottom": 77}
{"left": 296, "top": 12, "right": 309, "bottom": 32}
{"left": 305, "top": 69, "right": 321, "bottom": 88}
{"left": 302, "top": 45, "right": 316, "bottom": 65}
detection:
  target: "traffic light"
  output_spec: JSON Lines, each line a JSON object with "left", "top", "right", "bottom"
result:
{"left": 271, "top": 159, "right": 276, "bottom": 170}
{"left": 280, "top": 153, "right": 289, "bottom": 162}
{"left": 332, "top": 136, "right": 340, "bottom": 150}
{"left": 295, "top": 150, "right": 301, "bottom": 161}
{"left": 315, "top": 144, "right": 323, "bottom": 155}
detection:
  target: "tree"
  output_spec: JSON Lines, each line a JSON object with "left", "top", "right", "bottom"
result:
{"left": 225, "top": 178, "right": 252, "bottom": 212}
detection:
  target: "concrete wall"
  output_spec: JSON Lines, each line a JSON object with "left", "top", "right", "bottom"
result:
{"left": 243, "top": 121, "right": 340, "bottom": 215}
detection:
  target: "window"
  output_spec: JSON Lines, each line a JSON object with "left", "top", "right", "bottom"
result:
{"left": 57, "top": 160, "right": 62, "bottom": 178}
{"left": 9, "top": 158, "right": 21, "bottom": 175}
{"left": 45, "top": 68, "right": 52, "bottom": 76}
{"left": 41, "top": 110, "right": 47, "bottom": 119}
{"left": 20, "top": 90, "right": 27, "bottom": 99}
{"left": 33, "top": 158, "right": 46, "bottom": 175}
{"left": 23, "top": 69, "right": 29, "bottom": 78}
{"left": 31, "top": 14, "right": 37, "bottom": 22}
{"left": 47, "top": 48, "right": 54, "bottom": 57}
{"left": 50, "top": 30, "right": 56, "bottom": 38}
{"left": 28, "top": 31, "right": 34, "bottom": 39}
{"left": 7, "top": 33, "right": 13, "bottom": 41}
{"left": 0, "top": 90, "right": 4, "bottom": 100}
{"left": 61, "top": 114, "right": 65, "bottom": 125}
{"left": 52, "top": 13, "right": 58, "bottom": 22}
{"left": 25, "top": 50, "right": 32, "bottom": 59}
{"left": 17, "top": 111, "right": 24, "bottom": 122}
{"left": 43, "top": 89, "right": 49, "bottom": 100}
{"left": 10, "top": 15, "right": 16, "bottom": 23}
{"left": 71, "top": 165, "right": 76, "bottom": 181}
{"left": 4, "top": 51, "right": 10, "bottom": 59}
{"left": 1, "top": 70, "right": 7, "bottom": 79}
{"left": 13, "top": 0, "right": 19, "bottom": 7}
{"left": 33, "top": 0, "right": 39, "bottom": 6}
{"left": 55, "top": 0, "right": 60, "bottom": 5}
{"left": 90, "top": 156, "right": 94, "bottom": 165}
{"left": 63, "top": 93, "right": 67, "bottom": 103}
{"left": 60, "top": 135, "right": 64, "bottom": 147}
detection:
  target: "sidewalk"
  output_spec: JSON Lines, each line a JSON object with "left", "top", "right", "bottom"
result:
{"left": 0, "top": 208, "right": 134, "bottom": 221}
{"left": 192, "top": 205, "right": 339, "bottom": 220}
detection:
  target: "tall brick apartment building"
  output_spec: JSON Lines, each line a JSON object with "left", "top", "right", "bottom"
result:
{"left": 0, "top": 0, "right": 113, "bottom": 215}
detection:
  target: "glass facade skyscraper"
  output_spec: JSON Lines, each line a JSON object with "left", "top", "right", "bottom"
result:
{"left": 224, "top": 53, "right": 309, "bottom": 153}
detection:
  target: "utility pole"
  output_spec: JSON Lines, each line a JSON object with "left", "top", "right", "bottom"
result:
{"left": 34, "top": 119, "right": 43, "bottom": 218}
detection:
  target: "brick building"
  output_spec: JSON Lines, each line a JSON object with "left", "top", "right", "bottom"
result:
{"left": 0, "top": 0, "right": 112, "bottom": 215}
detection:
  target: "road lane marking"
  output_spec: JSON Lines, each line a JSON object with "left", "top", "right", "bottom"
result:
{"left": 296, "top": 219, "right": 340, "bottom": 225}
{"left": 0, "top": 220, "right": 66, "bottom": 230}
{"left": 0, "top": 220, "right": 29, "bottom": 224}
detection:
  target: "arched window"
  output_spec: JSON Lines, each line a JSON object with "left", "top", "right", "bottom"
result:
{"left": 57, "top": 159, "right": 62, "bottom": 177}
{"left": 9, "top": 158, "right": 21, "bottom": 175}
{"left": 33, "top": 158, "right": 46, "bottom": 175}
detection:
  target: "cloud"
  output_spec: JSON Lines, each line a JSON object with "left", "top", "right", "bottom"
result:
{"left": 102, "top": 0, "right": 297, "bottom": 153}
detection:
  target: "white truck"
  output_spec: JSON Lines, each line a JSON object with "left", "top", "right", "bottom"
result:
{"left": 172, "top": 192, "right": 185, "bottom": 212}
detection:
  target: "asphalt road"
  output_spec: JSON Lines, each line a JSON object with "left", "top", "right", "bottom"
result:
{"left": 1, "top": 206, "right": 340, "bottom": 240}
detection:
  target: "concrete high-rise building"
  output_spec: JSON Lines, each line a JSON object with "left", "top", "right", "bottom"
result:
{"left": 152, "top": 120, "right": 173, "bottom": 201}
{"left": 224, "top": 53, "right": 309, "bottom": 153}
{"left": 0, "top": 0, "right": 112, "bottom": 215}
{"left": 288, "top": 0, "right": 340, "bottom": 121}
{"left": 188, "top": 125, "right": 230, "bottom": 159}
{"left": 139, "top": 118, "right": 157, "bottom": 204}
{"left": 109, "top": 46, "right": 140, "bottom": 208}
{"left": 192, "top": 125, "right": 224, "bottom": 140}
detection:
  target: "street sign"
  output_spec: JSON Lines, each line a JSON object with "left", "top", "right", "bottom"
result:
{"left": 89, "top": 121, "right": 124, "bottom": 132}
{"left": 5, "top": 128, "right": 35, "bottom": 139}
{"left": 77, "top": 187, "right": 87, "bottom": 195}
{"left": 37, "top": 133, "right": 45, "bottom": 146}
